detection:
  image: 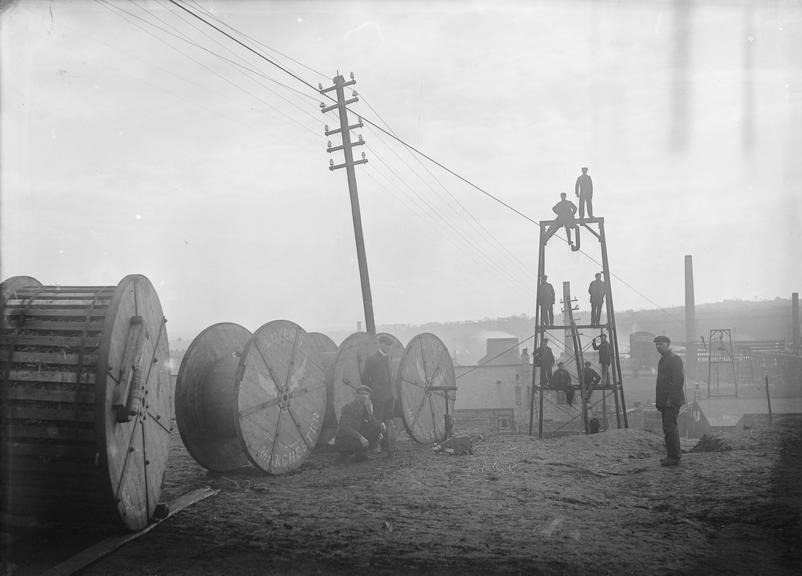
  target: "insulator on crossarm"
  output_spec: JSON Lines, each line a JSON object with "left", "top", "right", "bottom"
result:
{"left": 318, "top": 82, "right": 323, "bottom": 91}
{"left": 352, "top": 90, "right": 358, "bottom": 97}
{"left": 358, "top": 134, "right": 364, "bottom": 143}
{"left": 320, "top": 102, "right": 325, "bottom": 109}
{"left": 327, "top": 140, "right": 332, "bottom": 150}
{"left": 329, "top": 159, "right": 334, "bottom": 167}
{"left": 350, "top": 72, "right": 355, "bottom": 80}
{"left": 324, "top": 124, "right": 329, "bottom": 133}
{"left": 361, "top": 152, "right": 366, "bottom": 160}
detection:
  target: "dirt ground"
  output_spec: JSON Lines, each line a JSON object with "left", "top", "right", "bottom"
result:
{"left": 4, "top": 417, "right": 802, "bottom": 576}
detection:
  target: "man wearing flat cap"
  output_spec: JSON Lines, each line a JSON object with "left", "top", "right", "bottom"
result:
{"left": 654, "top": 335, "right": 685, "bottom": 466}
{"left": 335, "top": 386, "right": 382, "bottom": 462}
{"left": 575, "top": 166, "right": 594, "bottom": 218}
{"left": 360, "top": 335, "right": 397, "bottom": 456}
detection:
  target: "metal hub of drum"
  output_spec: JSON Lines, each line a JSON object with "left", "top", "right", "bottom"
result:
{"left": 0, "top": 274, "right": 171, "bottom": 531}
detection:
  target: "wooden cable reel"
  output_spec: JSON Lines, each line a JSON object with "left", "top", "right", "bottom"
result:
{"left": 307, "top": 332, "right": 338, "bottom": 446}
{"left": 397, "top": 333, "right": 456, "bottom": 444}
{"left": 0, "top": 275, "right": 171, "bottom": 531}
{"left": 330, "top": 332, "right": 403, "bottom": 424}
{"left": 176, "top": 320, "right": 327, "bottom": 474}
{"left": 175, "top": 323, "right": 252, "bottom": 472}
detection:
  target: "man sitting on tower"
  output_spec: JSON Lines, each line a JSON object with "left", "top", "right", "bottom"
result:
{"left": 544, "top": 193, "right": 578, "bottom": 246}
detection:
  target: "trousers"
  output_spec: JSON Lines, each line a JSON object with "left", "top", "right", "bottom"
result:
{"left": 660, "top": 406, "right": 681, "bottom": 460}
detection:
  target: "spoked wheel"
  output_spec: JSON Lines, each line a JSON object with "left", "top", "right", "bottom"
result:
{"left": 397, "top": 333, "right": 455, "bottom": 444}
{"left": 235, "top": 320, "right": 327, "bottom": 474}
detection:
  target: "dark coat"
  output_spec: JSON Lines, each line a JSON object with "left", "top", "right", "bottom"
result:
{"left": 588, "top": 279, "right": 606, "bottom": 303}
{"left": 336, "top": 398, "right": 377, "bottom": 443}
{"left": 361, "top": 350, "right": 393, "bottom": 401}
{"left": 539, "top": 282, "right": 555, "bottom": 306}
{"left": 655, "top": 351, "right": 685, "bottom": 409}
{"left": 552, "top": 199, "right": 577, "bottom": 224}
{"left": 592, "top": 339, "right": 611, "bottom": 365}
{"left": 536, "top": 345, "right": 555, "bottom": 372}
{"left": 551, "top": 368, "right": 572, "bottom": 391}
{"left": 575, "top": 174, "right": 593, "bottom": 197}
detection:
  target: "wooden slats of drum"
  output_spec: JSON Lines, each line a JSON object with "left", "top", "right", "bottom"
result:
{"left": 0, "top": 351, "right": 99, "bottom": 365}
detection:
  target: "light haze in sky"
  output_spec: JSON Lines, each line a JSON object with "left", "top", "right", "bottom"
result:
{"left": 2, "top": 0, "right": 801, "bottom": 341}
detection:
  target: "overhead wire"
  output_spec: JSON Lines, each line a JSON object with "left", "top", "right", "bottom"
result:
{"left": 159, "top": 0, "right": 683, "bottom": 321}
{"left": 365, "top": 144, "right": 535, "bottom": 295}
{"left": 182, "top": 0, "right": 330, "bottom": 81}
{"left": 357, "top": 94, "right": 540, "bottom": 287}
{"left": 96, "top": 0, "right": 323, "bottom": 139}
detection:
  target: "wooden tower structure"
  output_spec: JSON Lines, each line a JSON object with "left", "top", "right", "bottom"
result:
{"left": 528, "top": 216, "right": 628, "bottom": 438}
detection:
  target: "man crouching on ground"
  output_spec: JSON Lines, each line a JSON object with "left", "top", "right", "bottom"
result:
{"left": 654, "top": 335, "right": 685, "bottom": 467}
{"left": 335, "top": 385, "right": 384, "bottom": 463}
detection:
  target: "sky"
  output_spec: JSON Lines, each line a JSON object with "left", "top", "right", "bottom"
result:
{"left": 1, "top": 0, "right": 801, "bottom": 342}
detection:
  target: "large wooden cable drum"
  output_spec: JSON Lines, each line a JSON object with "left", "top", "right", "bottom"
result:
{"left": 397, "top": 333, "right": 456, "bottom": 444}
{"left": 0, "top": 274, "right": 171, "bottom": 531}
{"left": 307, "top": 332, "right": 338, "bottom": 446}
{"left": 330, "top": 332, "right": 403, "bottom": 423}
{"left": 235, "top": 320, "right": 327, "bottom": 474}
{"left": 175, "top": 323, "right": 252, "bottom": 473}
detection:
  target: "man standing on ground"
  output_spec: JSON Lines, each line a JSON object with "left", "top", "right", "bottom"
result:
{"left": 654, "top": 335, "right": 685, "bottom": 467}
{"left": 335, "top": 386, "right": 383, "bottom": 462}
{"left": 592, "top": 333, "right": 612, "bottom": 387}
{"left": 361, "top": 334, "right": 396, "bottom": 457}
{"left": 575, "top": 166, "right": 594, "bottom": 218}
{"left": 588, "top": 272, "right": 606, "bottom": 327}
{"left": 539, "top": 275, "right": 555, "bottom": 327}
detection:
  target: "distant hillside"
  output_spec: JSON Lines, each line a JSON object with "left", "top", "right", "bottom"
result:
{"left": 168, "top": 299, "right": 798, "bottom": 368}
{"left": 325, "top": 298, "right": 798, "bottom": 366}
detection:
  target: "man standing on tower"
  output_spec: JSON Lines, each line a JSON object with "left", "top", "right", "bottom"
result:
{"left": 575, "top": 166, "right": 594, "bottom": 218}
{"left": 592, "top": 333, "right": 612, "bottom": 387}
{"left": 539, "top": 275, "right": 555, "bottom": 327}
{"left": 588, "top": 272, "right": 606, "bottom": 327}
{"left": 654, "top": 335, "right": 685, "bottom": 467}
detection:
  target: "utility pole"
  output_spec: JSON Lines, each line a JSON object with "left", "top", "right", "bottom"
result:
{"left": 320, "top": 73, "right": 375, "bottom": 335}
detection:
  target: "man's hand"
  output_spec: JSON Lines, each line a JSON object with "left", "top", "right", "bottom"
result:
{"left": 359, "top": 436, "right": 369, "bottom": 448}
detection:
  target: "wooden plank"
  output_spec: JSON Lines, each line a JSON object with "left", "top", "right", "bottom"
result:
{"left": 5, "top": 386, "right": 95, "bottom": 403}
{"left": 6, "top": 405, "right": 95, "bottom": 423}
{"left": 2, "top": 488, "right": 111, "bottom": 511}
{"left": 2, "top": 470, "right": 104, "bottom": 491}
{"left": 4, "top": 369, "right": 96, "bottom": 384}
{"left": 4, "top": 299, "right": 110, "bottom": 308}
{"left": 0, "top": 319, "right": 105, "bottom": 331}
{"left": 4, "top": 458, "right": 100, "bottom": 476}
{"left": 0, "top": 351, "right": 98, "bottom": 365}
{"left": 0, "top": 335, "right": 101, "bottom": 348}
{"left": 3, "top": 442, "right": 97, "bottom": 459}
{"left": 5, "top": 423, "right": 95, "bottom": 441}
{"left": 39, "top": 488, "right": 220, "bottom": 576}
{"left": 2, "top": 309, "right": 107, "bottom": 319}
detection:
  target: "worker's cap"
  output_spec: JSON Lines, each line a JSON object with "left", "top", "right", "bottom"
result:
{"left": 378, "top": 334, "right": 395, "bottom": 346}
{"left": 581, "top": 166, "right": 588, "bottom": 170}
{"left": 560, "top": 192, "right": 567, "bottom": 198}
{"left": 653, "top": 335, "right": 671, "bottom": 344}
{"left": 584, "top": 361, "right": 591, "bottom": 365}
{"left": 557, "top": 361, "right": 564, "bottom": 367}
{"left": 356, "top": 385, "right": 372, "bottom": 395}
